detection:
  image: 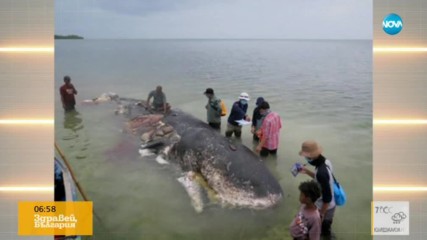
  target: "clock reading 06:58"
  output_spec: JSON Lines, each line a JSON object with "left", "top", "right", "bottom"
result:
{"left": 33, "top": 206, "right": 56, "bottom": 213}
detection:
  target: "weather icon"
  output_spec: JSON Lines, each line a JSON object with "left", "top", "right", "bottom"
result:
{"left": 392, "top": 212, "right": 407, "bottom": 224}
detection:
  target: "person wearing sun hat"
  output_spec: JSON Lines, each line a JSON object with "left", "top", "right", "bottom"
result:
{"left": 225, "top": 92, "right": 251, "bottom": 138}
{"left": 298, "top": 140, "right": 336, "bottom": 238}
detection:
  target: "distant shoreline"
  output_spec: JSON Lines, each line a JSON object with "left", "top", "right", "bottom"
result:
{"left": 55, "top": 34, "right": 84, "bottom": 39}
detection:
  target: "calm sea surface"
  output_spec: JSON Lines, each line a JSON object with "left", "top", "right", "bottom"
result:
{"left": 55, "top": 39, "right": 372, "bottom": 239}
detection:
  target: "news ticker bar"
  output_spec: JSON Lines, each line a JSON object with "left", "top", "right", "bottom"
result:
{"left": 16, "top": 201, "right": 410, "bottom": 236}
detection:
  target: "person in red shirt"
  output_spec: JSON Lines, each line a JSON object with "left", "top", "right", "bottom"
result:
{"left": 256, "top": 101, "right": 282, "bottom": 157}
{"left": 59, "top": 76, "right": 78, "bottom": 111}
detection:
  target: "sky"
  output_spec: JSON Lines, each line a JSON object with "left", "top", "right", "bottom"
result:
{"left": 55, "top": 0, "right": 372, "bottom": 39}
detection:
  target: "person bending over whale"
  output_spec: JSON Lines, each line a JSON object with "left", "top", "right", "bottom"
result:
{"left": 146, "top": 85, "right": 170, "bottom": 114}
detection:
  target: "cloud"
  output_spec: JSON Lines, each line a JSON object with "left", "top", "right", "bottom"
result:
{"left": 56, "top": 0, "right": 223, "bottom": 16}
{"left": 55, "top": 0, "right": 372, "bottom": 39}
{"left": 94, "top": 0, "right": 189, "bottom": 17}
{"left": 392, "top": 212, "right": 407, "bottom": 222}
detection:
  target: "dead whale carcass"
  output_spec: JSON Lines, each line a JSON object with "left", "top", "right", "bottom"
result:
{"left": 86, "top": 94, "right": 283, "bottom": 211}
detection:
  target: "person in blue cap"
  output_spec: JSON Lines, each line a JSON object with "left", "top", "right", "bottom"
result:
{"left": 251, "top": 97, "right": 265, "bottom": 141}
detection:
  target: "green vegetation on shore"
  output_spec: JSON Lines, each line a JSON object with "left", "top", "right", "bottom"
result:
{"left": 55, "top": 34, "right": 84, "bottom": 39}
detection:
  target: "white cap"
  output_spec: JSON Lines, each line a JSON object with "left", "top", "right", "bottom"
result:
{"left": 238, "top": 92, "right": 250, "bottom": 101}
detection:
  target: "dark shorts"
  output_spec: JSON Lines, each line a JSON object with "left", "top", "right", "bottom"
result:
{"left": 253, "top": 134, "right": 260, "bottom": 141}
{"left": 208, "top": 122, "right": 221, "bottom": 130}
{"left": 63, "top": 104, "right": 75, "bottom": 112}
{"left": 225, "top": 123, "right": 242, "bottom": 138}
{"left": 260, "top": 148, "right": 277, "bottom": 157}
{"left": 321, "top": 207, "right": 336, "bottom": 237}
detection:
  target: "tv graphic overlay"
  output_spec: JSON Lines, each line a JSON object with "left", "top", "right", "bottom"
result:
{"left": 374, "top": 0, "right": 427, "bottom": 239}
{"left": 382, "top": 13, "right": 403, "bottom": 35}
{"left": 372, "top": 201, "right": 409, "bottom": 235}
{"left": 18, "top": 201, "right": 93, "bottom": 236}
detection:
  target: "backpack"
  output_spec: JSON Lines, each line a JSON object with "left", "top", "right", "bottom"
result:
{"left": 220, "top": 100, "right": 227, "bottom": 117}
{"left": 332, "top": 176, "right": 347, "bottom": 206}
{"left": 326, "top": 165, "right": 346, "bottom": 206}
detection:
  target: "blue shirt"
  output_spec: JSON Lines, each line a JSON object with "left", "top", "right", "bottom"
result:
{"left": 227, "top": 101, "right": 248, "bottom": 126}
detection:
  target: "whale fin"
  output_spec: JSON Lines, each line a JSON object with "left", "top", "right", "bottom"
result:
{"left": 177, "top": 172, "right": 204, "bottom": 213}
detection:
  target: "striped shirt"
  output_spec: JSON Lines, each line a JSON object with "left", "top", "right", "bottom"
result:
{"left": 260, "top": 111, "right": 282, "bottom": 150}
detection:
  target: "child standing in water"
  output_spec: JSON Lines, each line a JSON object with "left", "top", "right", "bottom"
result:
{"left": 290, "top": 181, "right": 322, "bottom": 240}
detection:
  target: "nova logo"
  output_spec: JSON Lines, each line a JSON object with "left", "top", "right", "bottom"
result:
{"left": 383, "top": 21, "right": 402, "bottom": 28}
{"left": 383, "top": 13, "right": 403, "bottom": 35}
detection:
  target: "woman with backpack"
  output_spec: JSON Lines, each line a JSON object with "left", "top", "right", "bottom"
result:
{"left": 298, "top": 140, "right": 337, "bottom": 238}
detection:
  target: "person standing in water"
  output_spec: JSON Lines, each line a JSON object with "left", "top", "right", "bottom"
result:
{"left": 289, "top": 180, "right": 322, "bottom": 240}
{"left": 59, "top": 75, "right": 78, "bottom": 112}
{"left": 251, "top": 97, "right": 265, "bottom": 141}
{"left": 204, "top": 88, "right": 222, "bottom": 130}
{"left": 225, "top": 92, "right": 251, "bottom": 138}
{"left": 255, "top": 101, "right": 282, "bottom": 157}
{"left": 298, "top": 140, "right": 336, "bottom": 238}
